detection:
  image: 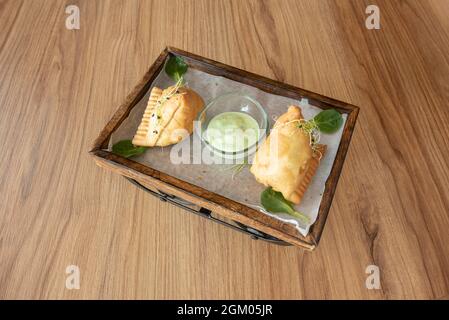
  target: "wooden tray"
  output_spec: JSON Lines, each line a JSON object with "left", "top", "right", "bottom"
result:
{"left": 90, "top": 47, "right": 359, "bottom": 250}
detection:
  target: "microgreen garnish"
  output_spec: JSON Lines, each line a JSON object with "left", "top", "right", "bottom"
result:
{"left": 221, "top": 159, "right": 250, "bottom": 179}
{"left": 230, "top": 163, "right": 248, "bottom": 179}
{"left": 112, "top": 140, "right": 147, "bottom": 158}
{"left": 165, "top": 55, "right": 188, "bottom": 82}
{"left": 228, "top": 159, "right": 249, "bottom": 180}
{"left": 275, "top": 108, "right": 343, "bottom": 151}
{"left": 153, "top": 77, "right": 185, "bottom": 125}
{"left": 295, "top": 118, "right": 321, "bottom": 151}
{"left": 261, "top": 187, "right": 310, "bottom": 224}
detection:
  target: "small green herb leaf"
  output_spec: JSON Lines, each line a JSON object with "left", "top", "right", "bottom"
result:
{"left": 165, "top": 55, "right": 188, "bottom": 81}
{"left": 112, "top": 140, "right": 147, "bottom": 158}
{"left": 261, "top": 187, "right": 310, "bottom": 224}
{"left": 313, "top": 109, "right": 343, "bottom": 134}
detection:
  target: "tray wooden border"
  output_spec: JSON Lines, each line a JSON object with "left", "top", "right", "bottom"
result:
{"left": 90, "top": 46, "right": 359, "bottom": 250}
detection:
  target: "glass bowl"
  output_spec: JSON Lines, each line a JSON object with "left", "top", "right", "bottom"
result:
{"left": 196, "top": 93, "right": 268, "bottom": 160}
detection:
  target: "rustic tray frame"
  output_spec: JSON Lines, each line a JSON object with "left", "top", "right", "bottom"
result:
{"left": 90, "top": 47, "right": 359, "bottom": 250}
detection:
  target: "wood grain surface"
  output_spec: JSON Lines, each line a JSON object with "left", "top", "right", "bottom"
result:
{"left": 0, "top": 0, "right": 448, "bottom": 299}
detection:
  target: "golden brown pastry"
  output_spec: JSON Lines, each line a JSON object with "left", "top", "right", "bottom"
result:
{"left": 132, "top": 85, "right": 204, "bottom": 147}
{"left": 250, "top": 105, "right": 326, "bottom": 204}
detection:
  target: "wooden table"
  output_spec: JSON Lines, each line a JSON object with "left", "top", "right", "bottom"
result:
{"left": 1, "top": 0, "right": 448, "bottom": 299}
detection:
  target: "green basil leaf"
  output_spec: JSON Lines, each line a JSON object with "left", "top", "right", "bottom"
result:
{"left": 165, "top": 55, "right": 188, "bottom": 81}
{"left": 261, "top": 187, "right": 310, "bottom": 224}
{"left": 314, "top": 109, "right": 343, "bottom": 134}
{"left": 112, "top": 140, "right": 147, "bottom": 158}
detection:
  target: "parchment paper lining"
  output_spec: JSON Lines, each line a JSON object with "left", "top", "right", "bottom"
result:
{"left": 110, "top": 67, "right": 346, "bottom": 236}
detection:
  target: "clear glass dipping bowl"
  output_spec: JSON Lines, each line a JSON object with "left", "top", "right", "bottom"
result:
{"left": 196, "top": 93, "right": 268, "bottom": 160}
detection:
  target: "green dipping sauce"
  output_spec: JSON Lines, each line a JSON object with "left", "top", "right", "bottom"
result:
{"left": 205, "top": 112, "right": 260, "bottom": 153}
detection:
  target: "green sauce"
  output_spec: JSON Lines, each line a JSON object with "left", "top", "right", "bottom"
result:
{"left": 205, "top": 112, "right": 260, "bottom": 153}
